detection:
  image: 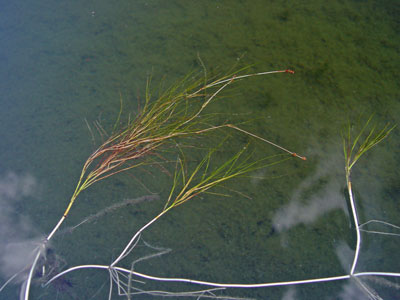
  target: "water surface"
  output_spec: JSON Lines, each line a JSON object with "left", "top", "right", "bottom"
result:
{"left": 0, "top": 1, "right": 399, "bottom": 299}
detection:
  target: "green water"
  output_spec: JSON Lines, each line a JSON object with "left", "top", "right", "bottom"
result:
{"left": 0, "top": 0, "right": 399, "bottom": 299}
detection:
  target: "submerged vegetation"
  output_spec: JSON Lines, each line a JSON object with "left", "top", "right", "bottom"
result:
{"left": 1, "top": 65, "right": 397, "bottom": 299}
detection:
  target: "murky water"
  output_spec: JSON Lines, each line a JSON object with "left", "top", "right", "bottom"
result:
{"left": 0, "top": 1, "right": 399, "bottom": 299}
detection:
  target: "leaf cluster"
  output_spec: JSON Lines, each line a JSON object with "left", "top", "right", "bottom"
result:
{"left": 343, "top": 116, "right": 395, "bottom": 180}
{"left": 164, "top": 141, "right": 289, "bottom": 212}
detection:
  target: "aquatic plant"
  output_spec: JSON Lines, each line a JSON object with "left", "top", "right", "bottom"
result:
{"left": 7, "top": 65, "right": 397, "bottom": 299}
